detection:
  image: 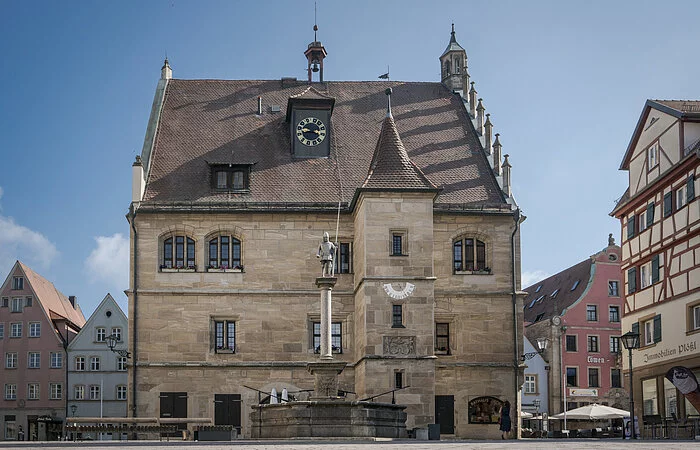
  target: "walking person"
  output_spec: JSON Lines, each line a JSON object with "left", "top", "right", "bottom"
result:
{"left": 499, "top": 400, "right": 512, "bottom": 439}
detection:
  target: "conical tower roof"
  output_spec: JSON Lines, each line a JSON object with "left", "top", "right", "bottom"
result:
{"left": 441, "top": 24, "right": 466, "bottom": 57}
{"left": 362, "top": 89, "right": 438, "bottom": 190}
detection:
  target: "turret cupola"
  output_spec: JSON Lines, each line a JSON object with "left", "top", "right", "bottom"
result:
{"left": 305, "top": 23, "right": 327, "bottom": 83}
{"left": 440, "top": 24, "right": 468, "bottom": 93}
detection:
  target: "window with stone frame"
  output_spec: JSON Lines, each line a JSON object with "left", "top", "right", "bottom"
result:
{"left": 608, "top": 281, "right": 620, "bottom": 297}
{"left": 27, "top": 383, "right": 40, "bottom": 400}
{"left": 207, "top": 235, "right": 242, "bottom": 270}
{"left": 391, "top": 230, "right": 407, "bottom": 256}
{"left": 587, "top": 335, "right": 599, "bottom": 353}
{"left": 12, "top": 277, "right": 23, "bottom": 290}
{"left": 117, "top": 356, "right": 127, "bottom": 371}
{"left": 111, "top": 327, "right": 122, "bottom": 342}
{"left": 213, "top": 319, "right": 236, "bottom": 353}
{"left": 566, "top": 335, "right": 577, "bottom": 352}
{"left": 566, "top": 367, "right": 578, "bottom": 387}
{"left": 392, "top": 304, "right": 404, "bottom": 328}
{"left": 90, "top": 356, "right": 100, "bottom": 371}
{"left": 50, "top": 352, "right": 62, "bottom": 368}
{"left": 586, "top": 305, "right": 598, "bottom": 321}
{"left": 96, "top": 327, "right": 106, "bottom": 342}
{"left": 10, "top": 297, "right": 22, "bottom": 313}
{"left": 524, "top": 374, "right": 537, "bottom": 394}
{"left": 50, "top": 383, "right": 62, "bottom": 400}
{"left": 29, "top": 322, "right": 40, "bottom": 337}
{"left": 610, "top": 336, "right": 621, "bottom": 354}
{"left": 116, "top": 385, "right": 127, "bottom": 401}
{"left": 611, "top": 369, "right": 622, "bottom": 388}
{"left": 161, "top": 235, "right": 196, "bottom": 270}
{"left": 0, "top": 324, "right": 4, "bottom": 339}
{"left": 28, "top": 352, "right": 40, "bottom": 368}
{"left": 74, "top": 385, "right": 85, "bottom": 400}
{"left": 313, "top": 322, "right": 342, "bottom": 354}
{"left": 89, "top": 385, "right": 100, "bottom": 400}
{"left": 435, "top": 322, "right": 450, "bottom": 355}
{"left": 10, "top": 323, "right": 21, "bottom": 338}
{"left": 588, "top": 368, "right": 600, "bottom": 388}
{"left": 609, "top": 305, "right": 620, "bottom": 323}
{"left": 5, "top": 352, "right": 17, "bottom": 369}
{"left": 334, "top": 242, "right": 352, "bottom": 274}
{"left": 5, "top": 384, "right": 17, "bottom": 400}
{"left": 453, "top": 237, "right": 488, "bottom": 272}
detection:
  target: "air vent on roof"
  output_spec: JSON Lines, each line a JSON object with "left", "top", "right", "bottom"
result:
{"left": 270, "top": 105, "right": 281, "bottom": 113}
{"left": 536, "top": 295, "right": 545, "bottom": 303}
{"left": 535, "top": 313, "right": 545, "bottom": 323}
{"left": 571, "top": 280, "right": 580, "bottom": 291}
{"left": 528, "top": 298, "right": 537, "bottom": 309}
{"left": 551, "top": 289, "right": 559, "bottom": 298}
{"left": 535, "top": 285, "right": 542, "bottom": 293}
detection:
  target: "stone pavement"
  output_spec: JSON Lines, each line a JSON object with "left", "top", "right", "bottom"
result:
{"left": 0, "top": 439, "right": 699, "bottom": 449}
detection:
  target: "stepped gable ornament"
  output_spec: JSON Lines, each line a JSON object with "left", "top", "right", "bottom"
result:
{"left": 316, "top": 231, "right": 336, "bottom": 277}
{"left": 383, "top": 282, "right": 415, "bottom": 299}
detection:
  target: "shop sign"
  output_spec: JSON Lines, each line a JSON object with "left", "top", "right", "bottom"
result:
{"left": 642, "top": 339, "right": 697, "bottom": 364}
{"left": 468, "top": 396, "right": 503, "bottom": 424}
{"left": 587, "top": 356, "right": 605, "bottom": 364}
{"left": 569, "top": 388, "right": 598, "bottom": 397}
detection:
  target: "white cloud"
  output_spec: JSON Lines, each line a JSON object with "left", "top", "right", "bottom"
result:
{"left": 0, "top": 215, "right": 59, "bottom": 275}
{"left": 521, "top": 270, "right": 551, "bottom": 289}
{"left": 85, "top": 233, "right": 129, "bottom": 292}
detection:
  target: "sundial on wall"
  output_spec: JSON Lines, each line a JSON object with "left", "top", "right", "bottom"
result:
{"left": 383, "top": 282, "right": 415, "bottom": 299}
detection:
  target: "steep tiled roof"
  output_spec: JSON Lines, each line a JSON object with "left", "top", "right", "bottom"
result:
{"left": 18, "top": 261, "right": 86, "bottom": 327}
{"left": 142, "top": 80, "right": 506, "bottom": 209}
{"left": 653, "top": 100, "right": 700, "bottom": 114}
{"left": 523, "top": 258, "right": 593, "bottom": 323}
{"left": 362, "top": 110, "right": 438, "bottom": 190}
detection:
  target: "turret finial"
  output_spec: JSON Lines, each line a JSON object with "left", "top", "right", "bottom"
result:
{"left": 385, "top": 87, "right": 393, "bottom": 117}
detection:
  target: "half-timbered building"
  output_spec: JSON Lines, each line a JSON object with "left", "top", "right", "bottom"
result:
{"left": 612, "top": 100, "right": 700, "bottom": 424}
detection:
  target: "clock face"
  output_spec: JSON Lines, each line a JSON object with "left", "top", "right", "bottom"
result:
{"left": 296, "top": 117, "right": 327, "bottom": 146}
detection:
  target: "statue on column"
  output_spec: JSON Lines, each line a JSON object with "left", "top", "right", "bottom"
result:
{"left": 317, "top": 232, "right": 336, "bottom": 277}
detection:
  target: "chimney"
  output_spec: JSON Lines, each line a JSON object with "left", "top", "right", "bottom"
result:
{"left": 257, "top": 96, "right": 263, "bottom": 115}
{"left": 493, "top": 134, "right": 502, "bottom": 176}
{"left": 161, "top": 58, "right": 172, "bottom": 80}
{"left": 502, "top": 154, "right": 512, "bottom": 197}
{"left": 476, "top": 98, "right": 485, "bottom": 135}
{"left": 484, "top": 114, "right": 493, "bottom": 155}
{"left": 132, "top": 155, "right": 145, "bottom": 203}
{"left": 469, "top": 82, "right": 477, "bottom": 117}
{"left": 68, "top": 296, "right": 76, "bottom": 308}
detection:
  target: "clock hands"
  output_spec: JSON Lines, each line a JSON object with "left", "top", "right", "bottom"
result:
{"left": 302, "top": 127, "right": 321, "bottom": 135}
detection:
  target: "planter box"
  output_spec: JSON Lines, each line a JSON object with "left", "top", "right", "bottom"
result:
{"left": 160, "top": 268, "right": 196, "bottom": 273}
{"left": 206, "top": 268, "right": 243, "bottom": 273}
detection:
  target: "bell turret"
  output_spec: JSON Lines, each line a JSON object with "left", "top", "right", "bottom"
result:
{"left": 440, "top": 24, "right": 468, "bottom": 93}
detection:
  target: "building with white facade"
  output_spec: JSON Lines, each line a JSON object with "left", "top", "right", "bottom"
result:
{"left": 67, "top": 294, "right": 128, "bottom": 427}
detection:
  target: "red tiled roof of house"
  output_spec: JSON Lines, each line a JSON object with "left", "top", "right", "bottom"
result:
{"left": 18, "top": 261, "right": 86, "bottom": 327}
{"left": 142, "top": 80, "right": 506, "bottom": 209}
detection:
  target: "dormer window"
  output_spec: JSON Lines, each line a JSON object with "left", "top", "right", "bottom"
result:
{"left": 211, "top": 164, "right": 250, "bottom": 192}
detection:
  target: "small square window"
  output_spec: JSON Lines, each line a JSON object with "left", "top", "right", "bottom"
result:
{"left": 90, "top": 356, "right": 101, "bottom": 371}
{"left": 211, "top": 165, "right": 250, "bottom": 191}
{"left": 392, "top": 234, "right": 404, "bottom": 256}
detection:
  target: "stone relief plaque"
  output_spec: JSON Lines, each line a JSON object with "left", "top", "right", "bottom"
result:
{"left": 383, "top": 336, "right": 416, "bottom": 356}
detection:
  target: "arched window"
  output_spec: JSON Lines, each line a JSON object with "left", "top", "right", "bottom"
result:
{"left": 445, "top": 60, "right": 451, "bottom": 76}
{"left": 454, "top": 57, "right": 461, "bottom": 74}
{"left": 208, "top": 235, "right": 242, "bottom": 270}
{"left": 453, "top": 237, "right": 488, "bottom": 273}
{"left": 162, "top": 235, "right": 195, "bottom": 269}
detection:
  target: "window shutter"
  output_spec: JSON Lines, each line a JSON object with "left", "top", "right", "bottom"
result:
{"left": 646, "top": 203, "right": 654, "bottom": 227}
{"left": 631, "top": 321, "right": 639, "bottom": 337}
{"left": 664, "top": 192, "right": 673, "bottom": 217}
{"left": 688, "top": 175, "right": 696, "bottom": 202}
{"left": 627, "top": 215, "right": 636, "bottom": 239}
{"left": 628, "top": 267, "right": 637, "bottom": 293}
{"left": 651, "top": 255, "right": 660, "bottom": 284}
{"left": 653, "top": 314, "right": 662, "bottom": 343}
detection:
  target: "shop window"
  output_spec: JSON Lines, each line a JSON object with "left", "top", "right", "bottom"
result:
{"left": 642, "top": 378, "right": 658, "bottom": 415}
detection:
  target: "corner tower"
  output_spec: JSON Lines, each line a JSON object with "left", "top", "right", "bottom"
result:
{"left": 440, "top": 24, "right": 468, "bottom": 93}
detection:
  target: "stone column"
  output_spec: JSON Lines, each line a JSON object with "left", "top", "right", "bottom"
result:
{"left": 316, "top": 276, "right": 336, "bottom": 360}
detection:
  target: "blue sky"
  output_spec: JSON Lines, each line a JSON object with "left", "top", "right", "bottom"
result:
{"left": 1, "top": 0, "right": 699, "bottom": 318}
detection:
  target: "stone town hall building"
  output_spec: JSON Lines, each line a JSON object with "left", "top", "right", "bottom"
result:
{"left": 126, "top": 26, "right": 525, "bottom": 439}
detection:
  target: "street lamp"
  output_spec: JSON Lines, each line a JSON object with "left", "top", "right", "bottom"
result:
{"left": 621, "top": 330, "right": 640, "bottom": 440}
{"left": 521, "top": 337, "right": 549, "bottom": 361}
{"left": 106, "top": 334, "right": 131, "bottom": 359}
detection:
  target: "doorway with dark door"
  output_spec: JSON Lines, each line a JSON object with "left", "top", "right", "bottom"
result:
{"left": 214, "top": 394, "right": 242, "bottom": 434}
{"left": 160, "top": 392, "right": 188, "bottom": 437}
{"left": 435, "top": 395, "right": 455, "bottom": 434}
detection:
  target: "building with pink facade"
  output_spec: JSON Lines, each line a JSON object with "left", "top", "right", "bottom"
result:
{"left": 524, "top": 237, "right": 626, "bottom": 422}
{"left": 0, "top": 261, "right": 85, "bottom": 441}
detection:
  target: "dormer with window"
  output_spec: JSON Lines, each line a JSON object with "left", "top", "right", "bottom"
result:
{"left": 210, "top": 164, "right": 251, "bottom": 192}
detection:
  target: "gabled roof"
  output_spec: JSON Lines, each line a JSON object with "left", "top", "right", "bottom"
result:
{"left": 17, "top": 261, "right": 86, "bottom": 328}
{"left": 68, "top": 293, "right": 127, "bottom": 351}
{"left": 523, "top": 258, "right": 593, "bottom": 323}
{"left": 362, "top": 105, "right": 439, "bottom": 191}
{"left": 619, "top": 99, "right": 700, "bottom": 170}
{"left": 141, "top": 80, "right": 507, "bottom": 210}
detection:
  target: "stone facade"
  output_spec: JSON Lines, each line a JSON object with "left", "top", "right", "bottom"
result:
{"left": 127, "top": 26, "right": 524, "bottom": 439}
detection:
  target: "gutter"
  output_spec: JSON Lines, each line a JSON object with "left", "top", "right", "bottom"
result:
{"left": 127, "top": 204, "right": 139, "bottom": 420}
{"left": 511, "top": 208, "right": 521, "bottom": 438}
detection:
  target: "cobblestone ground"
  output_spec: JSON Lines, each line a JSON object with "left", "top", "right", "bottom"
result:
{"left": 0, "top": 439, "right": 699, "bottom": 450}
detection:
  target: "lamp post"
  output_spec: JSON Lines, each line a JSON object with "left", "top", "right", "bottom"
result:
{"left": 521, "top": 337, "right": 549, "bottom": 361}
{"left": 106, "top": 334, "right": 131, "bottom": 359}
{"left": 621, "top": 330, "right": 640, "bottom": 440}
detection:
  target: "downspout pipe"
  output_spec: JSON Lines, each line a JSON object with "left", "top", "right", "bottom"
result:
{"left": 511, "top": 208, "right": 521, "bottom": 438}
{"left": 128, "top": 204, "right": 138, "bottom": 419}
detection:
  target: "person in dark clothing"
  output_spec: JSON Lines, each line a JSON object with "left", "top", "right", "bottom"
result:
{"left": 499, "top": 400, "right": 512, "bottom": 439}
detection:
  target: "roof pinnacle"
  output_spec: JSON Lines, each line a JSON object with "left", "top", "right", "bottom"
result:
{"left": 385, "top": 87, "right": 393, "bottom": 118}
